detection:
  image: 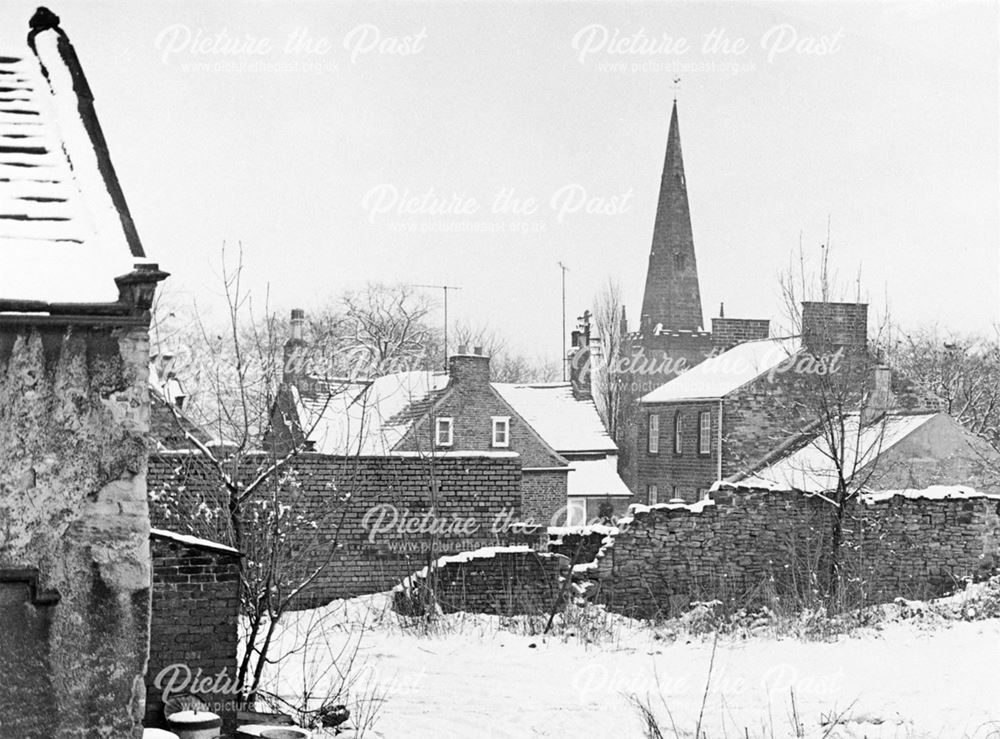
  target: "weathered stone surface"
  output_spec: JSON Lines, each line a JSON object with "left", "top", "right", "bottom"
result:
{"left": 0, "top": 322, "right": 152, "bottom": 738}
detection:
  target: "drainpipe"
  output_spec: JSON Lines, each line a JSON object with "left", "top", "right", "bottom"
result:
{"left": 716, "top": 399, "right": 723, "bottom": 483}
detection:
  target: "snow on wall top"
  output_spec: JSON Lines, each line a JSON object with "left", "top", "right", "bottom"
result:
{"left": 492, "top": 382, "right": 617, "bottom": 453}
{"left": 0, "top": 25, "right": 146, "bottom": 305}
{"left": 727, "top": 412, "right": 939, "bottom": 494}
{"left": 640, "top": 337, "right": 800, "bottom": 403}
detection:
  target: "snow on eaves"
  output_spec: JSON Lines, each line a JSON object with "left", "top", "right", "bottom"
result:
{"left": 640, "top": 337, "right": 800, "bottom": 403}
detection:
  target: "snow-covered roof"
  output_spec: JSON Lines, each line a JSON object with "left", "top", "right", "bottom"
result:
{"left": 492, "top": 382, "right": 617, "bottom": 453}
{"left": 725, "top": 413, "right": 939, "bottom": 494}
{"left": 640, "top": 337, "right": 800, "bottom": 403}
{"left": 567, "top": 457, "right": 632, "bottom": 497}
{"left": 295, "top": 370, "right": 450, "bottom": 455}
{"left": 0, "top": 19, "right": 147, "bottom": 305}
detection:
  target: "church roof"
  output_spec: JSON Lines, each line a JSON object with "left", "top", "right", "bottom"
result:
{"left": 0, "top": 9, "right": 149, "bottom": 306}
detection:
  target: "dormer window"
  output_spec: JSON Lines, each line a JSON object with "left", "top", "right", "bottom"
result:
{"left": 435, "top": 417, "right": 453, "bottom": 447}
{"left": 492, "top": 416, "right": 510, "bottom": 448}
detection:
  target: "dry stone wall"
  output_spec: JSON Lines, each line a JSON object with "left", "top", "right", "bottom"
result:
{"left": 595, "top": 486, "right": 1000, "bottom": 618}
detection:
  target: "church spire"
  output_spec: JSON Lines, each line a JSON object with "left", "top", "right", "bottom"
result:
{"left": 639, "top": 100, "right": 704, "bottom": 333}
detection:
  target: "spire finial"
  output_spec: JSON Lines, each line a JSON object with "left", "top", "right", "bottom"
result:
{"left": 672, "top": 77, "right": 681, "bottom": 101}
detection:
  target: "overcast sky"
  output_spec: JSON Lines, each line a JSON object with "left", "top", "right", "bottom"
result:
{"left": 3, "top": 1, "right": 997, "bottom": 360}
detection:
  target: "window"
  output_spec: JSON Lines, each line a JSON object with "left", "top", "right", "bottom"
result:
{"left": 567, "top": 498, "right": 587, "bottom": 527}
{"left": 435, "top": 417, "right": 453, "bottom": 447}
{"left": 673, "top": 412, "right": 683, "bottom": 454}
{"left": 697, "top": 488, "right": 710, "bottom": 501}
{"left": 699, "top": 410, "right": 711, "bottom": 455}
{"left": 648, "top": 414, "right": 660, "bottom": 454}
{"left": 674, "top": 251, "right": 686, "bottom": 271}
{"left": 647, "top": 484, "right": 658, "bottom": 505}
{"left": 491, "top": 416, "right": 510, "bottom": 448}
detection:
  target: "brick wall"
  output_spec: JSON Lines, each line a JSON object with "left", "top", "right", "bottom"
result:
{"left": 711, "top": 318, "right": 770, "bottom": 349}
{"left": 637, "top": 401, "right": 719, "bottom": 501}
{"left": 148, "top": 452, "right": 538, "bottom": 607}
{"left": 595, "top": 487, "right": 1000, "bottom": 618}
{"left": 523, "top": 468, "right": 568, "bottom": 525}
{"left": 145, "top": 534, "right": 241, "bottom": 735}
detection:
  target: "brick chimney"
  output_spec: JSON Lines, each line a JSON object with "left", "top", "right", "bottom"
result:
{"left": 801, "top": 301, "right": 868, "bottom": 355}
{"left": 862, "top": 365, "right": 894, "bottom": 424}
{"left": 569, "top": 311, "right": 593, "bottom": 400}
{"left": 283, "top": 308, "right": 308, "bottom": 385}
{"left": 448, "top": 346, "right": 491, "bottom": 385}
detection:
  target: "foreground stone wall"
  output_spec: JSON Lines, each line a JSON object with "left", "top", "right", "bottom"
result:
{"left": 596, "top": 486, "right": 1000, "bottom": 618}
{"left": 0, "top": 320, "right": 153, "bottom": 737}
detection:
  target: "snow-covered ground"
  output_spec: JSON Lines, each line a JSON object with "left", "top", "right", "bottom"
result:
{"left": 259, "top": 589, "right": 1000, "bottom": 739}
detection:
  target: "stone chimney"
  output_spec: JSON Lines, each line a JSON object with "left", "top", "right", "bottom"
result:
{"left": 448, "top": 346, "right": 491, "bottom": 385}
{"left": 801, "top": 301, "right": 868, "bottom": 355}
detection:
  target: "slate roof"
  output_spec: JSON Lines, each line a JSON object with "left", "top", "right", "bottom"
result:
{"left": 0, "top": 12, "right": 148, "bottom": 306}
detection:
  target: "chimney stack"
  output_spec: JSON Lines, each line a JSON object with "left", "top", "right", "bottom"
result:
{"left": 449, "top": 348, "right": 491, "bottom": 385}
{"left": 801, "top": 301, "right": 868, "bottom": 355}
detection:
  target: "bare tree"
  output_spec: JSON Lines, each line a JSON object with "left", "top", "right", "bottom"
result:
{"left": 341, "top": 282, "right": 439, "bottom": 374}
{"left": 760, "top": 241, "right": 893, "bottom": 608}
{"left": 148, "top": 244, "right": 357, "bottom": 705}
{"left": 451, "top": 320, "right": 559, "bottom": 382}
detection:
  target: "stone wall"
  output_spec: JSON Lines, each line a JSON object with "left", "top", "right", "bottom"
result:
{"left": 595, "top": 487, "right": 1000, "bottom": 618}
{"left": 0, "top": 318, "right": 153, "bottom": 737}
{"left": 146, "top": 532, "right": 241, "bottom": 735}
{"left": 394, "top": 548, "right": 570, "bottom": 615}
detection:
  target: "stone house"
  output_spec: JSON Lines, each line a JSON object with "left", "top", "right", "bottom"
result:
{"left": 0, "top": 8, "right": 166, "bottom": 736}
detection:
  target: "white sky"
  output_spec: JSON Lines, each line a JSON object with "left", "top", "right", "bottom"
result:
{"left": 2, "top": 1, "right": 997, "bottom": 359}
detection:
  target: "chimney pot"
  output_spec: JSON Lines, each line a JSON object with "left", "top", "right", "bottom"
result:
{"left": 458, "top": 344, "right": 468, "bottom": 355}
{"left": 474, "top": 346, "right": 483, "bottom": 356}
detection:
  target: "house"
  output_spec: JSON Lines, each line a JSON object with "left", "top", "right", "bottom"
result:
{"left": 0, "top": 8, "right": 166, "bottom": 735}
{"left": 635, "top": 297, "right": 970, "bottom": 503}
{"left": 272, "top": 314, "right": 631, "bottom": 526}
